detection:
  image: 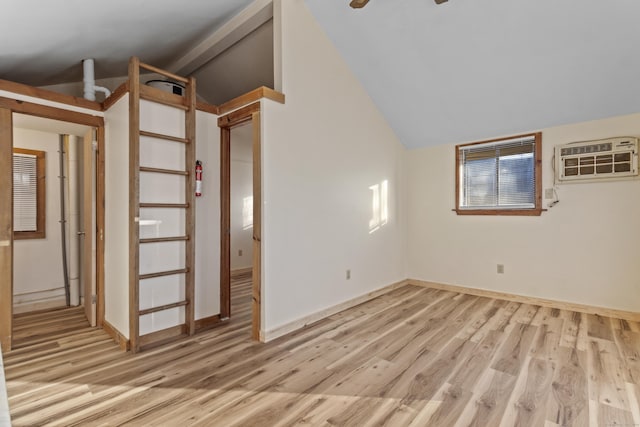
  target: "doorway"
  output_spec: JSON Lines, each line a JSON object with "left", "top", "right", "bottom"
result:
{"left": 0, "top": 104, "right": 105, "bottom": 352}
{"left": 219, "top": 103, "right": 262, "bottom": 340}
{"left": 11, "top": 116, "right": 96, "bottom": 347}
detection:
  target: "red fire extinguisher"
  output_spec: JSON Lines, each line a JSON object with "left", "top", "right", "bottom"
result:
{"left": 195, "top": 160, "right": 203, "bottom": 197}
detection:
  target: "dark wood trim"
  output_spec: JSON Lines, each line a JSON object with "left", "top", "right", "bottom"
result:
{"left": 139, "top": 166, "right": 188, "bottom": 176}
{"left": 102, "top": 83, "right": 221, "bottom": 116}
{"left": 220, "top": 127, "right": 231, "bottom": 319}
{"left": 196, "top": 101, "right": 220, "bottom": 115}
{"left": 0, "top": 96, "right": 103, "bottom": 127}
{"left": 139, "top": 130, "right": 189, "bottom": 144}
{"left": 217, "top": 102, "right": 260, "bottom": 128}
{"left": 455, "top": 132, "right": 544, "bottom": 216}
{"left": 139, "top": 324, "right": 187, "bottom": 350}
{"left": 140, "top": 85, "right": 188, "bottom": 111}
{"left": 0, "top": 102, "right": 107, "bottom": 349}
{"left": 453, "top": 208, "right": 545, "bottom": 216}
{"left": 0, "top": 78, "right": 102, "bottom": 111}
{"left": 194, "top": 314, "right": 222, "bottom": 332}
{"left": 217, "top": 86, "right": 285, "bottom": 115}
{"left": 128, "top": 57, "right": 141, "bottom": 353}
{"left": 139, "top": 268, "right": 188, "bottom": 281}
{"left": 139, "top": 62, "right": 189, "bottom": 84}
{"left": 140, "top": 236, "right": 189, "bottom": 244}
{"left": 251, "top": 111, "right": 262, "bottom": 341}
{"left": 218, "top": 103, "right": 263, "bottom": 340}
{"left": 139, "top": 203, "right": 189, "bottom": 209}
{"left": 96, "top": 125, "right": 106, "bottom": 328}
{"left": 12, "top": 147, "right": 46, "bottom": 240}
{"left": 139, "top": 300, "right": 188, "bottom": 316}
{"left": 185, "top": 76, "right": 196, "bottom": 336}
{"left": 102, "top": 82, "right": 129, "bottom": 111}
{"left": 0, "top": 108, "right": 12, "bottom": 352}
{"left": 102, "top": 320, "right": 130, "bottom": 352}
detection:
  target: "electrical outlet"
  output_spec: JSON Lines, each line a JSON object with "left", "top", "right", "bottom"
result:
{"left": 238, "top": 249, "right": 243, "bottom": 256}
{"left": 497, "top": 264, "right": 504, "bottom": 274}
{"left": 346, "top": 269, "right": 351, "bottom": 280}
{"left": 545, "top": 188, "right": 554, "bottom": 199}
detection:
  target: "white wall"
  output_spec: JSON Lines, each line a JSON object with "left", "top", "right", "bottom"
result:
{"left": 13, "top": 128, "right": 66, "bottom": 308}
{"left": 407, "top": 113, "right": 640, "bottom": 313}
{"left": 104, "top": 94, "right": 130, "bottom": 337}
{"left": 230, "top": 124, "right": 253, "bottom": 271}
{"left": 138, "top": 100, "right": 187, "bottom": 335}
{"left": 260, "top": 0, "right": 406, "bottom": 335}
{"left": 195, "top": 110, "right": 221, "bottom": 320}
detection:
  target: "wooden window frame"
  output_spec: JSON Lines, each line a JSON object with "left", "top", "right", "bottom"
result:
{"left": 13, "top": 147, "right": 46, "bottom": 239}
{"left": 454, "top": 132, "right": 544, "bottom": 216}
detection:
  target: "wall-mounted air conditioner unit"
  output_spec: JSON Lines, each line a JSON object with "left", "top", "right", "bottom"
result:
{"left": 555, "top": 137, "right": 638, "bottom": 182}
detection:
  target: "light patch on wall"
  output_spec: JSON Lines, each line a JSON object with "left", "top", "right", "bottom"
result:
{"left": 369, "top": 180, "right": 388, "bottom": 234}
{"left": 242, "top": 196, "right": 253, "bottom": 230}
{"left": 139, "top": 219, "right": 163, "bottom": 237}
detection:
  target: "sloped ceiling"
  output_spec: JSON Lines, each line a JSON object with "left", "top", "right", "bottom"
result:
{"left": 304, "top": 0, "right": 640, "bottom": 148}
{"left": 0, "top": 0, "right": 254, "bottom": 86}
{"left": 3, "top": 1, "right": 639, "bottom": 149}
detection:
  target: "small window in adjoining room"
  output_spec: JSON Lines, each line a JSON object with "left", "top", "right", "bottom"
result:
{"left": 13, "top": 148, "right": 46, "bottom": 239}
{"left": 455, "top": 132, "right": 543, "bottom": 216}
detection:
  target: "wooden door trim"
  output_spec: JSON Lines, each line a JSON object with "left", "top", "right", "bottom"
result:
{"left": 0, "top": 97, "right": 106, "bottom": 352}
{"left": 219, "top": 105, "right": 262, "bottom": 340}
{"left": 0, "top": 108, "right": 13, "bottom": 352}
{"left": 220, "top": 128, "right": 231, "bottom": 319}
{"left": 128, "top": 57, "right": 141, "bottom": 353}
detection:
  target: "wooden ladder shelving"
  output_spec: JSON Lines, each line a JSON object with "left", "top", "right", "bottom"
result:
{"left": 128, "top": 57, "right": 196, "bottom": 352}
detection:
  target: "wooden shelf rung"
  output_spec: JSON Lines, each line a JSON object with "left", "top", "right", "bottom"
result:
{"left": 139, "top": 166, "right": 189, "bottom": 176}
{"left": 139, "top": 203, "right": 189, "bottom": 209}
{"left": 139, "top": 130, "right": 189, "bottom": 144}
{"left": 139, "top": 268, "right": 188, "bottom": 280}
{"left": 140, "top": 85, "right": 189, "bottom": 111}
{"left": 139, "top": 300, "right": 188, "bottom": 316}
{"left": 140, "top": 236, "right": 189, "bottom": 244}
{"left": 139, "top": 62, "right": 189, "bottom": 84}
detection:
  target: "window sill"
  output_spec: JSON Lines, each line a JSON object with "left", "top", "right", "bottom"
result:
{"left": 14, "top": 231, "right": 46, "bottom": 240}
{"left": 453, "top": 208, "right": 546, "bottom": 216}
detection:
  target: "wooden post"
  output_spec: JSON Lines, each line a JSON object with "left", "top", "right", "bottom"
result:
{"left": 0, "top": 108, "right": 13, "bottom": 352}
{"left": 128, "top": 57, "right": 141, "bottom": 353}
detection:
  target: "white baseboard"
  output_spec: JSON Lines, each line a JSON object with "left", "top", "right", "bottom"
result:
{"left": 409, "top": 279, "right": 640, "bottom": 322}
{"left": 13, "top": 288, "right": 67, "bottom": 314}
{"left": 261, "top": 279, "right": 409, "bottom": 342}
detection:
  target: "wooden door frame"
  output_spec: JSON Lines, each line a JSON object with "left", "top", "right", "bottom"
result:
{"left": 0, "top": 97, "right": 105, "bottom": 352}
{"left": 219, "top": 102, "right": 262, "bottom": 340}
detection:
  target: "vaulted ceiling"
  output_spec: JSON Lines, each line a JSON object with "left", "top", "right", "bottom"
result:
{"left": 305, "top": 0, "right": 640, "bottom": 148}
{"left": 2, "top": 0, "right": 639, "bottom": 149}
{"left": 0, "top": 0, "right": 254, "bottom": 86}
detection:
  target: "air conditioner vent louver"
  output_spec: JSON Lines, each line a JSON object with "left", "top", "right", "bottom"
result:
{"left": 556, "top": 137, "right": 638, "bottom": 182}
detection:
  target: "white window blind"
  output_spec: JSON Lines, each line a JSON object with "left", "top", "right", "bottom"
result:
{"left": 13, "top": 153, "right": 38, "bottom": 231}
{"left": 459, "top": 136, "right": 536, "bottom": 210}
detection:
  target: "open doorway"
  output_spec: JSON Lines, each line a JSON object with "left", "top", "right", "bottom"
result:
{"left": 229, "top": 123, "right": 254, "bottom": 320}
{"left": 10, "top": 114, "right": 99, "bottom": 349}
{"left": 219, "top": 103, "right": 262, "bottom": 340}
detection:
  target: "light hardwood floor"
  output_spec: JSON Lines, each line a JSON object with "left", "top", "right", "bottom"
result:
{"left": 4, "top": 276, "right": 640, "bottom": 426}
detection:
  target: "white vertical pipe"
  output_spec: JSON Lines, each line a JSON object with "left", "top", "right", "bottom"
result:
{"left": 83, "top": 59, "right": 111, "bottom": 101}
{"left": 83, "top": 59, "right": 96, "bottom": 101}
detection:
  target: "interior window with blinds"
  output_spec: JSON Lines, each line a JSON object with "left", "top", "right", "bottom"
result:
{"left": 13, "top": 148, "right": 45, "bottom": 238}
{"left": 456, "top": 133, "right": 542, "bottom": 215}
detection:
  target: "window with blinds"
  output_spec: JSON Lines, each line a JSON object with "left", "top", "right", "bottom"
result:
{"left": 455, "top": 133, "right": 542, "bottom": 215}
{"left": 13, "top": 148, "right": 45, "bottom": 238}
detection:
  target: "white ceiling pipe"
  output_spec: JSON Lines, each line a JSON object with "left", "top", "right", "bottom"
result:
{"left": 82, "top": 59, "right": 111, "bottom": 101}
